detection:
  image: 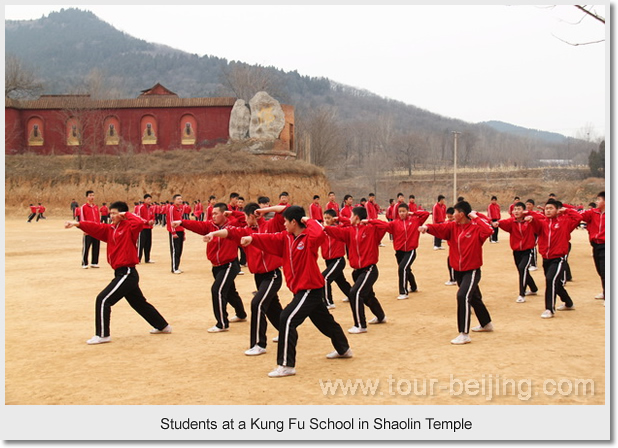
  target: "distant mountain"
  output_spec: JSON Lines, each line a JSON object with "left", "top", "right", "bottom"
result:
{"left": 480, "top": 121, "right": 568, "bottom": 144}
{"left": 5, "top": 7, "right": 595, "bottom": 173}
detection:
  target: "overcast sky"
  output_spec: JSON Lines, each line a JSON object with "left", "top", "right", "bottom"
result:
{"left": 4, "top": 4, "right": 608, "bottom": 139}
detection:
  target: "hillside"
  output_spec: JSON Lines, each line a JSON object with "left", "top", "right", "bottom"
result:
{"left": 5, "top": 7, "right": 600, "bottom": 192}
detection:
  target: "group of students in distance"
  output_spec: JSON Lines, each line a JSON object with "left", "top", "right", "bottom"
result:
{"left": 64, "top": 189, "right": 606, "bottom": 378}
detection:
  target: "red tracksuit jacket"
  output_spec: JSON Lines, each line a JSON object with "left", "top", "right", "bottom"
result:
{"left": 181, "top": 212, "right": 246, "bottom": 266}
{"left": 80, "top": 203, "right": 100, "bottom": 223}
{"left": 367, "top": 201, "right": 379, "bottom": 220}
{"left": 226, "top": 218, "right": 283, "bottom": 274}
{"left": 432, "top": 202, "right": 446, "bottom": 224}
{"left": 249, "top": 219, "right": 326, "bottom": 294}
{"left": 580, "top": 208, "right": 605, "bottom": 244}
{"left": 426, "top": 216, "right": 494, "bottom": 271}
{"left": 530, "top": 208, "right": 582, "bottom": 259}
{"left": 326, "top": 201, "right": 340, "bottom": 215}
{"left": 309, "top": 203, "right": 324, "bottom": 222}
{"left": 78, "top": 213, "right": 145, "bottom": 270}
{"left": 498, "top": 217, "right": 537, "bottom": 251}
{"left": 137, "top": 203, "right": 154, "bottom": 229}
{"left": 320, "top": 224, "right": 347, "bottom": 260}
{"left": 487, "top": 203, "right": 501, "bottom": 220}
{"left": 167, "top": 204, "right": 185, "bottom": 235}
{"left": 386, "top": 210, "right": 430, "bottom": 251}
{"left": 324, "top": 220, "right": 389, "bottom": 269}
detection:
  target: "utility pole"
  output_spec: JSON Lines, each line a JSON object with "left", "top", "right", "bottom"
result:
{"left": 452, "top": 131, "right": 460, "bottom": 203}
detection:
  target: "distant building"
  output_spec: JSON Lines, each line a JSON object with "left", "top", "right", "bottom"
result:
{"left": 5, "top": 83, "right": 295, "bottom": 156}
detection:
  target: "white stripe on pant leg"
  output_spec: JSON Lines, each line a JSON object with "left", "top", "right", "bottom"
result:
{"left": 522, "top": 251, "right": 533, "bottom": 292}
{"left": 137, "top": 233, "right": 142, "bottom": 259}
{"left": 255, "top": 274, "right": 277, "bottom": 347}
{"left": 100, "top": 268, "right": 131, "bottom": 336}
{"left": 283, "top": 290, "right": 310, "bottom": 366}
{"left": 551, "top": 258, "right": 564, "bottom": 312}
{"left": 82, "top": 235, "right": 87, "bottom": 266}
{"left": 402, "top": 250, "right": 415, "bottom": 293}
{"left": 170, "top": 235, "right": 177, "bottom": 271}
{"left": 464, "top": 270, "right": 476, "bottom": 333}
{"left": 217, "top": 263, "right": 233, "bottom": 327}
{"left": 355, "top": 266, "right": 373, "bottom": 327}
{"left": 323, "top": 258, "right": 342, "bottom": 303}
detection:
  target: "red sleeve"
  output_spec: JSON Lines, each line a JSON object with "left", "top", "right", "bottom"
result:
{"left": 414, "top": 210, "right": 430, "bottom": 225}
{"left": 181, "top": 220, "right": 213, "bottom": 236}
{"left": 498, "top": 217, "right": 513, "bottom": 232}
{"left": 227, "top": 211, "right": 247, "bottom": 227}
{"left": 250, "top": 232, "right": 286, "bottom": 257}
{"left": 77, "top": 221, "right": 110, "bottom": 243}
{"left": 426, "top": 222, "right": 452, "bottom": 241}
{"left": 226, "top": 226, "right": 252, "bottom": 243}
{"left": 324, "top": 224, "right": 349, "bottom": 244}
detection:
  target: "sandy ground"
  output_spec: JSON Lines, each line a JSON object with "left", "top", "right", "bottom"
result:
{"left": 5, "top": 216, "right": 605, "bottom": 405}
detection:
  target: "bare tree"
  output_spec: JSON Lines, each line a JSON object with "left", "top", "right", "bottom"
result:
{"left": 5, "top": 54, "right": 43, "bottom": 99}
{"left": 393, "top": 133, "right": 424, "bottom": 176}
{"left": 298, "top": 106, "right": 343, "bottom": 167}
{"left": 219, "top": 63, "right": 282, "bottom": 101}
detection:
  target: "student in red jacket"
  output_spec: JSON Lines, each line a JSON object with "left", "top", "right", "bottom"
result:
{"left": 340, "top": 194, "right": 354, "bottom": 220}
{"left": 309, "top": 195, "right": 324, "bottom": 222}
{"left": 167, "top": 194, "right": 186, "bottom": 274}
{"left": 487, "top": 196, "right": 502, "bottom": 243}
{"left": 367, "top": 193, "right": 380, "bottom": 220}
{"left": 420, "top": 201, "right": 494, "bottom": 345}
{"left": 193, "top": 199, "right": 204, "bottom": 221}
{"left": 137, "top": 194, "right": 156, "bottom": 264}
{"left": 508, "top": 196, "right": 521, "bottom": 216}
{"left": 495, "top": 201, "right": 539, "bottom": 303}
{"left": 80, "top": 190, "right": 101, "bottom": 268}
{"left": 385, "top": 203, "right": 430, "bottom": 299}
{"left": 320, "top": 209, "right": 352, "bottom": 309}
{"left": 241, "top": 206, "right": 352, "bottom": 378}
{"left": 206, "top": 195, "right": 216, "bottom": 221}
{"left": 528, "top": 199, "right": 582, "bottom": 318}
{"left": 431, "top": 195, "right": 447, "bottom": 250}
{"left": 100, "top": 203, "right": 109, "bottom": 224}
{"left": 204, "top": 203, "right": 284, "bottom": 354}
{"left": 65, "top": 201, "right": 171, "bottom": 345}
{"left": 325, "top": 191, "right": 340, "bottom": 215}
{"left": 579, "top": 191, "right": 605, "bottom": 301}
{"left": 27, "top": 204, "right": 38, "bottom": 223}
{"left": 408, "top": 195, "right": 419, "bottom": 213}
{"left": 175, "top": 203, "right": 248, "bottom": 332}
{"left": 324, "top": 206, "right": 389, "bottom": 333}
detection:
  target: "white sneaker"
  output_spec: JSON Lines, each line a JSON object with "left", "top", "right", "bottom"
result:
{"left": 445, "top": 281, "right": 457, "bottom": 286}
{"left": 82, "top": 265, "right": 89, "bottom": 269}
{"left": 438, "top": 247, "right": 445, "bottom": 250}
{"left": 434, "top": 246, "right": 440, "bottom": 251}
{"left": 86, "top": 335, "right": 111, "bottom": 345}
{"left": 229, "top": 316, "right": 247, "bottom": 323}
{"left": 525, "top": 290, "right": 537, "bottom": 296}
{"left": 379, "top": 243, "right": 385, "bottom": 247}
{"left": 145, "top": 260, "right": 156, "bottom": 264}
{"left": 268, "top": 365, "right": 296, "bottom": 378}
{"left": 207, "top": 325, "right": 228, "bottom": 333}
{"left": 397, "top": 294, "right": 409, "bottom": 300}
{"left": 327, "top": 303, "right": 336, "bottom": 309}
{"left": 245, "top": 345, "right": 267, "bottom": 356}
{"left": 173, "top": 270, "right": 182, "bottom": 274}
{"left": 516, "top": 296, "right": 526, "bottom": 303}
{"left": 557, "top": 304, "right": 575, "bottom": 311}
{"left": 348, "top": 326, "right": 368, "bottom": 334}
{"left": 528, "top": 266, "right": 538, "bottom": 271}
{"left": 595, "top": 293, "right": 605, "bottom": 300}
{"left": 342, "top": 297, "right": 349, "bottom": 302}
{"left": 471, "top": 322, "right": 494, "bottom": 332}
{"left": 150, "top": 325, "right": 172, "bottom": 334}
{"left": 326, "top": 348, "right": 353, "bottom": 359}
{"left": 89, "top": 264, "right": 100, "bottom": 268}
{"left": 450, "top": 333, "right": 471, "bottom": 345}
{"left": 368, "top": 316, "right": 387, "bottom": 324}
{"left": 272, "top": 335, "right": 279, "bottom": 343}
{"left": 238, "top": 271, "right": 245, "bottom": 275}
{"left": 541, "top": 309, "right": 554, "bottom": 319}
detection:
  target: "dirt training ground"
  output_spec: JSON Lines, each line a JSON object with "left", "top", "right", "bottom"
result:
{"left": 5, "top": 216, "right": 605, "bottom": 405}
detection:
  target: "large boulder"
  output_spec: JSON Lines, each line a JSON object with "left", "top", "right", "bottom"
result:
{"left": 249, "top": 91, "right": 285, "bottom": 140}
{"left": 228, "top": 99, "right": 251, "bottom": 140}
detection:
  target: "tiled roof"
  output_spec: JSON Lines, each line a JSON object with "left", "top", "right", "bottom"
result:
{"left": 5, "top": 96, "right": 238, "bottom": 110}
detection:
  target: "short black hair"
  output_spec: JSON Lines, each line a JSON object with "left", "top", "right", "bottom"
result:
{"left": 588, "top": 202, "right": 597, "bottom": 208}
{"left": 397, "top": 202, "right": 409, "bottom": 211}
{"left": 243, "top": 202, "right": 260, "bottom": 216}
{"left": 86, "top": 190, "right": 94, "bottom": 197}
{"left": 313, "top": 195, "right": 320, "bottom": 200}
{"left": 257, "top": 196, "right": 270, "bottom": 204}
{"left": 397, "top": 192, "right": 404, "bottom": 198}
{"left": 491, "top": 196, "right": 498, "bottom": 201}
{"left": 209, "top": 195, "right": 216, "bottom": 200}
{"left": 514, "top": 196, "right": 520, "bottom": 200}
{"left": 110, "top": 201, "right": 129, "bottom": 213}
{"left": 360, "top": 198, "right": 367, "bottom": 203}
{"left": 454, "top": 201, "right": 472, "bottom": 217}
{"left": 598, "top": 191, "right": 605, "bottom": 199}
{"left": 514, "top": 202, "right": 526, "bottom": 209}
{"left": 446, "top": 207, "right": 455, "bottom": 215}
{"left": 328, "top": 191, "right": 335, "bottom": 196}
{"left": 279, "top": 191, "right": 289, "bottom": 198}
{"left": 457, "top": 196, "right": 465, "bottom": 203}
{"left": 526, "top": 199, "right": 535, "bottom": 205}
{"left": 213, "top": 202, "right": 228, "bottom": 213}
{"left": 343, "top": 194, "right": 353, "bottom": 202}
{"left": 545, "top": 199, "right": 562, "bottom": 208}
{"left": 229, "top": 192, "right": 240, "bottom": 200}
{"left": 238, "top": 196, "right": 244, "bottom": 201}
{"left": 352, "top": 206, "right": 367, "bottom": 220}
{"left": 368, "top": 193, "right": 375, "bottom": 197}
{"left": 172, "top": 194, "right": 182, "bottom": 200}
{"left": 438, "top": 195, "right": 445, "bottom": 201}
{"left": 324, "top": 209, "right": 337, "bottom": 218}
{"left": 283, "top": 205, "right": 305, "bottom": 227}
{"left": 144, "top": 194, "right": 152, "bottom": 199}
{"left": 409, "top": 195, "right": 415, "bottom": 199}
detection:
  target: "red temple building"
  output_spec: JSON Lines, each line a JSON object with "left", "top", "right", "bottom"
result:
{"left": 5, "top": 83, "right": 295, "bottom": 156}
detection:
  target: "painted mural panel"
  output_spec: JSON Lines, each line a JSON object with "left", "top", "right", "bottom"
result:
{"left": 66, "top": 117, "right": 81, "bottom": 146}
{"left": 180, "top": 114, "right": 197, "bottom": 145}
{"left": 104, "top": 116, "right": 120, "bottom": 145}
{"left": 27, "top": 117, "right": 44, "bottom": 146}
{"left": 141, "top": 115, "right": 157, "bottom": 145}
